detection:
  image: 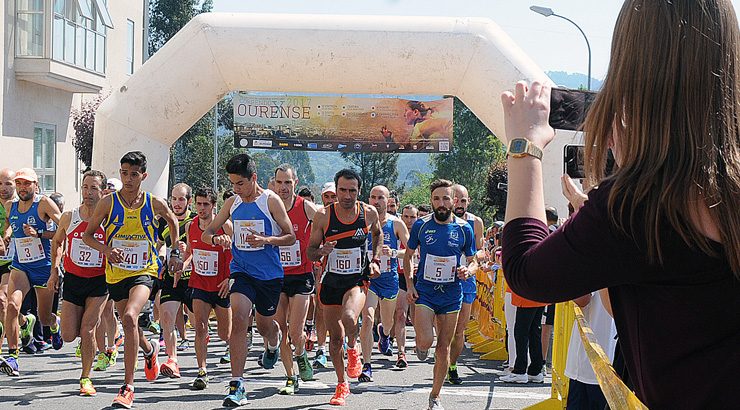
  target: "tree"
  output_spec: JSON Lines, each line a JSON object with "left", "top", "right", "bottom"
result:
{"left": 432, "top": 98, "right": 506, "bottom": 224}
{"left": 71, "top": 94, "right": 107, "bottom": 169}
{"left": 340, "top": 152, "right": 399, "bottom": 200}
{"left": 399, "top": 172, "right": 433, "bottom": 208}
{"left": 148, "top": 0, "right": 213, "bottom": 56}
{"left": 485, "top": 161, "right": 508, "bottom": 221}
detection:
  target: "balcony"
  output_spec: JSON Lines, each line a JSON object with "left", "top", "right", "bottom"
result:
{"left": 14, "top": 0, "right": 113, "bottom": 93}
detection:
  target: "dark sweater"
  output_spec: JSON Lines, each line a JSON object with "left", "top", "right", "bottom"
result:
{"left": 502, "top": 180, "right": 740, "bottom": 409}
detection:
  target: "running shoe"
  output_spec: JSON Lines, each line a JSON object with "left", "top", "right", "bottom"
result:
{"left": 416, "top": 348, "right": 429, "bottom": 362}
{"left": 313, "top": 349, "right": 327, "bottom": 369}
{"left": 278, "top": 375, "right": 299, "bottom": 395}
{"left": 177, "top": 339, "right": 191, "bottom": 351}
{"left": 220, "top": 349, "right": 231, "bottom": 364}
{"left": 447, "top": 365, "right": 462, "bottom": 385}
{"left": 160, "top": 357, "right": 181, "bottom": 378}
{"left": 79, "top": 377, "right": 96, "bottom": 396}
{"left": 108, "top": 347, "right": 118, "bottom": 367}
{"left": 395, "top": 352, "right": 408, "bottom": 369}
{"left": 499, "top": 372, "right": 528, "bottom": 384}
{"left": 384, "top": 337, "right": 395, "bottom": 356}
{"left": 148, "top": 321, "right": 161, "bottom": 334}
{"left": 75, "top": 341, "right": 82, "bottom": 358}
{"left": 428, "top": 395, "right": 445, "bottom": 410}
{"left": 528, "top": 370, "right": 545, "bottom": 383}
{"left": 296, "top": 351, "right": 314, "bottom": 381}
{"left": 346, "top": 347, "right": 362, "bottom": 379}
{"left": 0, "top": 356, "right": 19, "bottom": 376}
{"left": 93, "top": 352, "right": 109, "bottom": 371}
{"left": 143, "top": 340, "right": 160, "bottom": 381}
{"left": 192, "top": 369, "right": 208, "bottom": 390}
{"left": 112, "top": 384, "right": 134, "bottom": 408}
{"left": 329, "top": 381, "right": 350, "bottom": 406}
{"left": 223, "top": 379, "right": 248, "bottom": 407}
{"left": 115, "top": 334, "right": 125, "bottom": 348}
{"left": 19, "top": 313, "right": 36, "bottom": 347}
{"left": 260, "top": 332, "right": 281, "bottom": 369}
{"left": 51, "top": 317, "right": 64, "bottom": 350}
{"left": 377, "top": 323, "right": 391, "bottom": 356}
{"left": 358, "top": 363, "right": 373, "bottom": 382}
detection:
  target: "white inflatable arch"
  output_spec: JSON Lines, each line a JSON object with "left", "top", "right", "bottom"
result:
{"left": 93, "top": 12, "right": 577, "bottom": 214}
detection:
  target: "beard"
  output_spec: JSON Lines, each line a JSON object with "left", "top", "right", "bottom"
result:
{"left": 174, "top": 209, "right": 187, "bottom": 217}
{"left": 18, "top": 191, "right": 34, "bottom": 202}
{"left": 434, "top": 206, "right": 452, "bottom": 222}
{"left": 453, "top": 207, "right": 466, "bottom": 217}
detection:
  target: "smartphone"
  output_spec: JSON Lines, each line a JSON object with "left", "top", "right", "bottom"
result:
{"left": 549, "top": 88, "right": 597, "bottom": 131}
{"left": 564, "top": 144, "right": 585, "bottom": 179}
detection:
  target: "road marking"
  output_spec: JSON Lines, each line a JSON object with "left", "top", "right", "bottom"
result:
{"left": 354, "top": 384, "right": 550, "bottom": 400}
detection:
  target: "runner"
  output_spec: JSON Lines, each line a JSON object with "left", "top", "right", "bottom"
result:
{"left": 0, "top": 168, "right": 16, "bottom": 350}
{"left": 50, "top": 170, "right": 108, "bottom": 396}
{"left": 82, "top": 151, "right": 183, "bottom": 408}
{"left": 0, "top": 168, "right": 62, "bottom": 377}
{"left": 312, "top": 181, "right": 337, "bottom": 369}
{"left": 448, "top": 183, "right": 485, "bottom": 385}
{"left": 201, "top": 153, "right": 295, "bottom": 407}
{"left": 404, "top": 179, "right": 475, "bottom": 410}
{"left": 359, "top": 185, "right": 409, "bottom": 382}
{"left": 307, "top": 169, "right": 382, "bottom": 406}
{"left": 394, "top": 203, "right": 419, "bottom": 368}
{"left": 184, "top": 187, "right": 232, "bottom": 390}
{"left": 157, "top": 183, "right": 196, "bottom": 379}
{"left": 273, "top": 164, "right": 318, "bottom": 394}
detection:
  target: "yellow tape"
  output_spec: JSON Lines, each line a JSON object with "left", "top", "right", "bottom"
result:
{"left": 573, "top": 304, "right": 649, "bottom": 410}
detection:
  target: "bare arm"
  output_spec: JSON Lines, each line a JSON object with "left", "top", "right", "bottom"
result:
{"left": 203, "top": 196, "right": 235, "bottom": 245}
{"left": 51, "top": 211, "right": 71, "bottom": 270}
{"left": 82, "top": 195, "right": 112, "bottom": 255}
{"left": 152, "top": 196, "right": 180, "bottom": 256}
{"left": 474, "top": 216, "right": 485, "bottom": 251}
{"left": 306, "top": 207, "right": 331, "bottom": 262}
{"left": 265, "top": 192, "right": 296, "bottom": 247}
{"left": 574, "top": 293, "right": 592, "bottom": 308}
{"left": 394, "top": 217, "right": 410, "bottom": 249}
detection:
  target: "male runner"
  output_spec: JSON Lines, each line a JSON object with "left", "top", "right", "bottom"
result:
{"left": 202, "top": 153, "right": 295, "bottom": 407}
{"left": 448, "top": 183, "right": 485, "bottom": 385}
{"left": 311, "top": 181, "right": 337, "bottom": 369}
{"left": 0, "top": 168, "right": 17, "bottom": 349}
{"left": 273, "top": 164, "right": 318, "bottom": 394}
{"left": 394, "top": 204, "right": 419, "bottom": 368}
{"left": 387, "top": 191, "right": 399, "bottom": 216}
{"left": 82, "top": 151, "right": 183, "bottom": 408}
{"left": 359, "top": 185, "right": 409, "bottom": 382}
{"left": 51, "top": 170, "right": 109, "bottom": 395}
{"left": 307, "top": 169, "right": 382, "bottom": 406}
{"left": 0, "top": 168, "right": 62, "bottom": 377}
{"left": 185, "top": 187, "right": 232, "bottom": 390}
{"left": 405, "top": 179, "right": 475, "bottom": 410}
{"left": 158, "top": 182, "right": 196, "bottom": 378}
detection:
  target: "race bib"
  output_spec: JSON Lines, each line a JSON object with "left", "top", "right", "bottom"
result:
{"left": 328, "top": 247, "right": 362, "bottom": 275}
{"left": 234, "top": 220, "right": 266, "bottom": 251}
{"left": 15, "top": 237, "right": 45, "bottom": 263}
{"left": 70, "top": 238, "right": 103, "bottom": 268}
{"left": 279, "top": 240, "right": 301, "bottom": 267}
{"left": 111, "top": 239, "right": 150, "bottom": 271}
{"left": 193, "top": 249, "right": 219, "bottom": 276}
{"left": 0, "top": 241, "right": 15, "bottom": 262}
{"left": 423, "top": 254, "right": 457, "bottom": 283}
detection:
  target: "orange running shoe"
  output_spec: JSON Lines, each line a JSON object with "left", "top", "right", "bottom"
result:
{"left": 79, "top": 377, "right": 96, "bottom": 396}
{"left": 112, "top": 384, "right": 134, "bottom": 408}
{"left": 346, "top": 347, "right": 362, "bottom": 379}
{"left": 159, "top": 357, "right": 180, "bottom": 378}
{"left": 329, "top": 381, "right": 350, "bottom": 406}
{"left": 144, "top": 342, "right": 160, "bottom": 381}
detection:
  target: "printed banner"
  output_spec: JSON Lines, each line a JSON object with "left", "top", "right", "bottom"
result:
{"left": 233, "top": 93, "right": 453, "bottom": 152}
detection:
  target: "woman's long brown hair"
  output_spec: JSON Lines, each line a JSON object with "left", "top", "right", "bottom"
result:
{"left": 583, "top": 0, "right": 740, "bottom": 276}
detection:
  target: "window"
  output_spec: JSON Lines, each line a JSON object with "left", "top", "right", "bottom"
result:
{"left": 15, "top": 0, "right": 45, "bottom": 57}
{"left": 50, "top": 0, "right": 109, "bottom": 74}
{"left": 126, "top": 19, "right": 134, "bottom": 75}
{"left": 33, "top": 123, "right": 56, "bottom": 193}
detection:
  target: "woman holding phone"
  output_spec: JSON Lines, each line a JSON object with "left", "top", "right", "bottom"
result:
{"left": 499, "top": 1, "right": 740, "bottom": 408}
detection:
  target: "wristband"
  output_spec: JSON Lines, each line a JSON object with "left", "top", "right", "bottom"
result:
{"left": 170, "top": 249, "right": 181, "bottom": 258}
{"left": 37, "top": 230, "right": 43, "bottom": 239}
{"left": 371, "top": 257, "right": 381, "bottom": 266}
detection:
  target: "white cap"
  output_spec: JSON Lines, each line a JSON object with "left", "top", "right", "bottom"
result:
{"left": 321, "top": 182, "right": 336, "bottom": 195}
{"left": 107, "top": 178, "right": 123, "bottom": 191}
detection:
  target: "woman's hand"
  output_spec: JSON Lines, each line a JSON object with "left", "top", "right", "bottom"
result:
{"left": 561, "top": 174, "right": 589, "bottom": 212}
{"left": 501, "top": 81, "right": 555, "bottom": 150}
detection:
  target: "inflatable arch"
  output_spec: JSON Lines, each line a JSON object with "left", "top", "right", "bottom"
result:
{"left": 93, "top": 12, "right": 580, "bottom": 216}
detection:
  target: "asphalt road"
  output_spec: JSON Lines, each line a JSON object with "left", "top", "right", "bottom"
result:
{"left": 0, "top": 326, "right": 551, "bottom": 409}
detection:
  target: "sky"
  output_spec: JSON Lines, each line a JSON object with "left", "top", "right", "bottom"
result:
{"left": 213, "top": 0, "right": 740, "bottom": 81}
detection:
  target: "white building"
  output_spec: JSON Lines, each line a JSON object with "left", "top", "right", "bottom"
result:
{"left": 1, "top": 0, "right": 147, "bottom": 207}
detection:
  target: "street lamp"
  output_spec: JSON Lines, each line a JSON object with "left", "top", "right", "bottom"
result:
{"left": 530, "top": 5, "right": 592, "bottom": 91}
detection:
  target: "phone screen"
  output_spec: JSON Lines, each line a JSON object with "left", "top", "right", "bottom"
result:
{"left": 564, "top": 144, "right": 585, "bottom": 179}
{"left": 549, "top": 88, "right": 597, "bottom": 131}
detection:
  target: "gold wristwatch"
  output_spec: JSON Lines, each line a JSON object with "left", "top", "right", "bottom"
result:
{"left": 507, "top": 138, "right": 543, "bottom": 160}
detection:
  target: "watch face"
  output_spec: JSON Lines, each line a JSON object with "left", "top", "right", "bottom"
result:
{"left": 510, "top": 139, "right": 527, "bottom": 153}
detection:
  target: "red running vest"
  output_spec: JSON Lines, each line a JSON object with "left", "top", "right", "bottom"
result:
{"left": 281, "top": 195, "right": 313, "bottom": 275}
{"left": 64, "top": 207, "right": 106, "bottom": 278}
{"left": 188, "top": 216, "right": 232, "bottom": 292}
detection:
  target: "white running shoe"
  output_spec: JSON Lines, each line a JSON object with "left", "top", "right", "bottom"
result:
{"left": 500, "top": 373, "right": 528, "bottom": 384}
